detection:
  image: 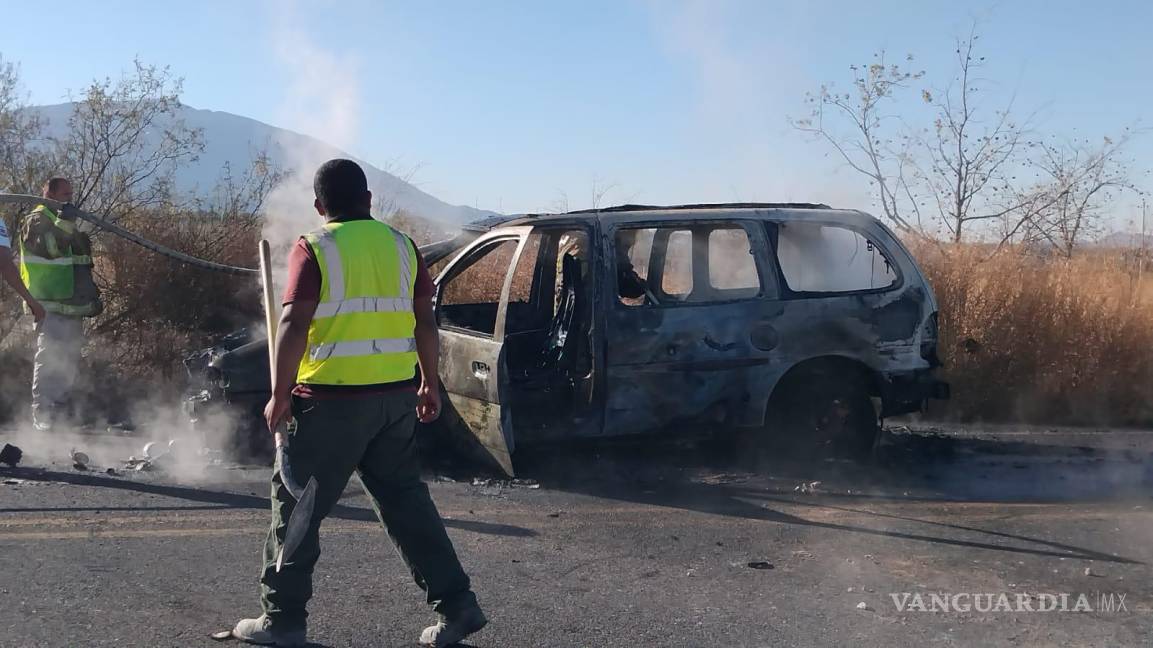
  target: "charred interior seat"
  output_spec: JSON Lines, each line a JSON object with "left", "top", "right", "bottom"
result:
{"left": 505, "top": 250, "right": 588, "bottom": 434}
{"left": 539, "top": 251, "right": 584, "bottom": 374}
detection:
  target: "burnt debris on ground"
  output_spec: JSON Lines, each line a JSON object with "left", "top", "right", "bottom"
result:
{"left": 487, "top": 425, "right": 1153, "bottom": 504}
{"left": 6, "top": 422, "right": 1151, "bottom": 507}
{"left": 0, "top": 443, "right": 22, "bottom": 467}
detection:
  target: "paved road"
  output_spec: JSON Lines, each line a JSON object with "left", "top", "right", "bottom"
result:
{"left": 2, "top": 425, "right": 1153, "bottom": 647}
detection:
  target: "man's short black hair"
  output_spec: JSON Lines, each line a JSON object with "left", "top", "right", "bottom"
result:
{"left": 42, "top": 176, "right": 71, "bottom": 196}
{"left": 313, "top": 159, "right": 369, "bottom": 215}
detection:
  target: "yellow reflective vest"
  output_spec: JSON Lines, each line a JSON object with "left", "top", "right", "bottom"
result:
{"left": 19, "top": 204, "right": 96, "bottom": 316}
{"left": 296, "top": 219, "right": 419, "bottom": 385}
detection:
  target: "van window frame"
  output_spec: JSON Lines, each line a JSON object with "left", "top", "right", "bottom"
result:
{"left": 434, "top": 231, "right": 530, "bottom": 339}
{"left": 764, "top": 220, "right": 905, "bottom": 299}
{"left": 610, "top": 219, "right": 774, "bottom": 310}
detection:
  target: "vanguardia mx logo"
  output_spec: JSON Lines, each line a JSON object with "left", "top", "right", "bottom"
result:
{"left": 889, "top": 591, "right": 1129, "bottom": 613}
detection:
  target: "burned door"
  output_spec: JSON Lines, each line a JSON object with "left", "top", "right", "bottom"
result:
{"left": 601, "top": 220, "right": 779, "bottom": 437}
{"left": 433, "top": 228, "right": 531, "bottom": 476}
{"left": 500, "top": 224, "right": 603, "bottom": 443}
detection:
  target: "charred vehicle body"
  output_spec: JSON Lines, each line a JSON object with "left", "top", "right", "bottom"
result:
{"left": 185, "top": 204, "right": 948, "bottom": 474}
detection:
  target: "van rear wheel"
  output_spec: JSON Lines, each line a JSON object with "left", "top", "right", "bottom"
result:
{"left": 765, "top": 372, "right": 879, "bottom": 460}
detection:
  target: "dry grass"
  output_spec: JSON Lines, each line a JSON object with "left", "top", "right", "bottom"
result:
{"left": 916, "top": 242, "right": 1153, "bottom": 426}
{"left": 90, "top": 209, "right": 262, "bottom": 378}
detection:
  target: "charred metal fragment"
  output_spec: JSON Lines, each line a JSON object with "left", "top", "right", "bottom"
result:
{"left": 0, "top": 443, "right": 22, "bottom": 467}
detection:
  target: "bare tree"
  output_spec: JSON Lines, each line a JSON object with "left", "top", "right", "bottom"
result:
{"left": 162, "top": 150, "right": 288, "bottom": 267}
{"left": 793, "top": 53, "right": 925, "bottom": 233}
{"left": 589, "top": 175, "right": 619, "bottom": 210}
{"left": 0, "top": 54, "right": 50, "bottom": 193}
{"left": 915, "top": 29, "right": 1034, "bottom": 243}
{"left": 794, "top": 26, "right": 1081, "bottom": 246}
{"left": 1020, "top": 132, "right": 1139, "bottom": 257}
{"left": 204, "top": 150, "right": 287, "bottom": 223}
{"left": 361, "top": 159, "right": 455, "bottom": 245}
{"left": 547, "top": 190, "right": 570, "bottom": 214}
{"left": 53, "top": 60, "right": 204, "bottom": 222}
{"left": 369, "top": 158, "right": 423, "bottom": 222}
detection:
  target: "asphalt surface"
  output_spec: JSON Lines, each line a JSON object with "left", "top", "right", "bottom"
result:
{"left": 3, "top": 424, "right": 1153, "bottom": 647}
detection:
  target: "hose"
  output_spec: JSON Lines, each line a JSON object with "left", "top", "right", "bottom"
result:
{"left": 0, "top": 193, "right": 258, "bottom": 275}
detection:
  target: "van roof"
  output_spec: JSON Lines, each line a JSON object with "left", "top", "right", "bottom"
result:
{"left": 464, "top": 202, "right": 850, "bottom": 232}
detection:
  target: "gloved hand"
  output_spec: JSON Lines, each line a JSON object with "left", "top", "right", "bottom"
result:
{"left": 59, "top": 203, "right": 80, "bottom": 222}
{"left": 72, "top": 230, "right": 93, "bottom": 255}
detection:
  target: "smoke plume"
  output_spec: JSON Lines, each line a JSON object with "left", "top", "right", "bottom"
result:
{"left": 260, "top": 1, "right": 364, "bottom": 287}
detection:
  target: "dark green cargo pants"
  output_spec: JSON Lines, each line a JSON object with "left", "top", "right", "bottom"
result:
{"left": 259, "top": 390, "right": 477, "bottom": 629}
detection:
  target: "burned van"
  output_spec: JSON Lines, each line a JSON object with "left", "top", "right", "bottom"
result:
{"left": 186, "top": 203, "right": 948, "bottom": 474}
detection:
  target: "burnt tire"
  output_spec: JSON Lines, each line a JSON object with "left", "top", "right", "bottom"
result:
{"left": 765, "top": 372, "right": 879, "bottom": 461}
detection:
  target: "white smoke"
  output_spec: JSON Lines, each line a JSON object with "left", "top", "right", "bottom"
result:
{"left": 260, "top": 0, "right": 364, "bottom": 286}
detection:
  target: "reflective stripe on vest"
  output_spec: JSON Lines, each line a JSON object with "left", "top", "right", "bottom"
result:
{"left": 42, "top": 301, "right": 96, "bottom": 316}
{"left": 308, "top": 337, "right": 418, "bottom": 361}
{"left": 296, "top": 220, "right": 419, "bottom": 386}
{"left": 21, "top": 253, "right": 93, "bottom": 266}
{"left": 20, "top": 205, "right": 79, "bottom": 302}
{"left": 313, "top": 296, "right": 413, "bottom": 319}
{"left": 309, "top": 229, "right": 346, "bottom": 302}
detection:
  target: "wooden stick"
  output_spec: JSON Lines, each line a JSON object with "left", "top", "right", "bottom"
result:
{"left": 258, "top": 239, "right": 283, "bottom": 448}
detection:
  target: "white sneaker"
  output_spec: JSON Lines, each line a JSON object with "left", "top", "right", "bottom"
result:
{"left": 419, "top": 606, "right": 488, "bottom": 647}
{"left": 230, "top": 615, "right": 307, "bottom": 647}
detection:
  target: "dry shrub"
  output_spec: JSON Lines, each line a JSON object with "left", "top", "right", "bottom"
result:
{"left": 388, "top": 209, "right": 453, "bottom": 248}
{"left": 439, "top": 238, "right": 526, "bottom": 306}
{"left": 916, "top": 241, "right": 1153, "bottom": 426}
{"left": 91, "top": 209, "right": 262, "bottom": 382}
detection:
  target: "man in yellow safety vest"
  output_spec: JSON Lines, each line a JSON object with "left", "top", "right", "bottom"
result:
{"left": 19, "top": 177, "right": 102, "bottom": 431}
{"left": 230, "top": 159, "right": 485, "bottom": 647}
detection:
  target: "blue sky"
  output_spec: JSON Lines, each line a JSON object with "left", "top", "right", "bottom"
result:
{"left": 3, "top": 0, "right": 1150, "bottom": 223}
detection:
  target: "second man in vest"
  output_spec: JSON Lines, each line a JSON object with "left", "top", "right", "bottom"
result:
{"left": 231, "top": 159, "right": 486, "bottom": 647}
{"left": 20, "top": 177, "right": 102, "bottom": 432}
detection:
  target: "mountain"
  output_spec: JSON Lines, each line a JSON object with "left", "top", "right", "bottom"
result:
{"left": 1094, "top": 232, "right": 1153, "bottom": 249}
{"left": 27, "top": 103, "right": 494, "bottom": 225}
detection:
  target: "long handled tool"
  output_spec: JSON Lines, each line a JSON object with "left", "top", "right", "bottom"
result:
{"left": 259, "top": 239, "right": 318, "bottom": 573}
{"left": 0, "top": 193, "right": 257, "bottom": 275}
{"left": 210, "top": 240, "right": 320, "bottom": 643}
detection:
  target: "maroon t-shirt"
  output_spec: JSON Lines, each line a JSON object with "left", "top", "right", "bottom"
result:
{"left": 282, "top": 216, "right": 435, "bottom": 399}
